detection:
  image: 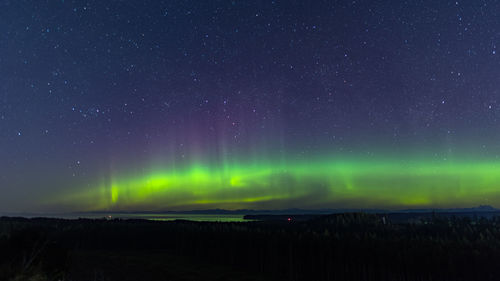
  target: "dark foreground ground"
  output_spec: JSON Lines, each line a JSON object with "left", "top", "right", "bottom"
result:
{"left": 2, "top": 213, "right": 500, "bottom": 281}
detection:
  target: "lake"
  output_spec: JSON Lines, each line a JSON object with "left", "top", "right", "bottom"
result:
{"left": 7, "top": 213, "right": 252, "bottom": 222}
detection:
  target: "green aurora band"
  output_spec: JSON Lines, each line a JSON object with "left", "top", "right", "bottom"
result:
{"left": 52, "top": 157, "right": 500, "bottom": 211}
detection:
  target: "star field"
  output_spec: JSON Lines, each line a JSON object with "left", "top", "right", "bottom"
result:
{"left": 1, "top": 0, "right": 500, "bottom": 212}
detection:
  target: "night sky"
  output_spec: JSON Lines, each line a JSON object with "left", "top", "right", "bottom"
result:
{"left": 2, "top": 0, "right": 500, "bottom": 213}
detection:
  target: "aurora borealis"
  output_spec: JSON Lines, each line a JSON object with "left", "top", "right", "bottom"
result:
{"left": 2, "top": 1, "right": 500, "bottom": 213}
{"left": 49, "top": 155, "right": 500, "bottom": 211}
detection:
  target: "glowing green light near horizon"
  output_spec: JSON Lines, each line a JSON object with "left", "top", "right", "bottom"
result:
{"left": 52, "top": 157, "right": 500, "bottom": 211}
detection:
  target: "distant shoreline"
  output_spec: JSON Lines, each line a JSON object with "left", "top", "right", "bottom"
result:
{"left": 3, "top": 207, "right": 500, "bottom": 223}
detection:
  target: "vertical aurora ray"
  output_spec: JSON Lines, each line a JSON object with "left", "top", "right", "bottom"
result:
{"left": 49, "top": 156, "right": 500, "bottom": 211}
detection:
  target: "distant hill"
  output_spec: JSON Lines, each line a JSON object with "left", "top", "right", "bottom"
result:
{"left": 3, "top": 205, "right": 498, "bottom": 218}
{"left": 396, "top": 205, "right": 498, "bottom": 213}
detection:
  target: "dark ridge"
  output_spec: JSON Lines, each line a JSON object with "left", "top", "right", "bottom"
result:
{"left": 3, "top": 213, "right": 500, "bottom": 280}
